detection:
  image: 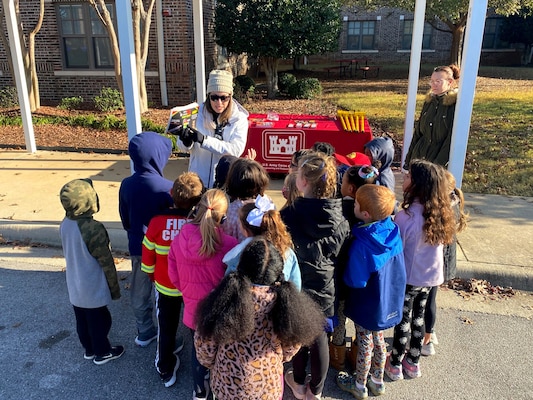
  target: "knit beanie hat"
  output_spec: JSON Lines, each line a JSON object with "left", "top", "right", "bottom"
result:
{"left": 206, "top": 70, "right": 234, "bottom": 95}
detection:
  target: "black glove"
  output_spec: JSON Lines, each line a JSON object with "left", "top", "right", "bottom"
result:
{"left": 180, "top": 128, "right": 194, "bottom": 147}
{"left": 185, "top": 126, "right": 205, "bottom": 144}
{"left": 168, "top": 123, "right": 183, "bottom": 136}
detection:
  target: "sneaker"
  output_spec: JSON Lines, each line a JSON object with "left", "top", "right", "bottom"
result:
{"left": 135, "top": 334, "right": 157, "bottom": 347}
{"left": 83, "top": 352, "right": 95, "bottom": 360}
{"left": 160, "top": 356, "right": 180, "bottom": 388}
{"left": 336, "top": 371, "right": 368, "bottom": 399}
{"left": 402, "top": 358, "right": 421, "bottom": 378}
{"left": 421, "top": 341, "right": 436, "bottom": 356}
{"left": 431, "top": 332, "right": 439, "bottom": 345}
{"left": 367, "top": 379, "right": 385, "bottom": 396}
{"left": 93, "top": 346, "right": 125, "bottom": 365}
{"left": 284, "top": 369, "right": 307, "bottom": 400}
{"left": 305, "top": 387, "right": 323, "bottom": 400}
{"left": 192, "top": 388, "right": 209, "bottom": 400}
{"left": 384, "top": 355, "right": 403, "bottom": 381}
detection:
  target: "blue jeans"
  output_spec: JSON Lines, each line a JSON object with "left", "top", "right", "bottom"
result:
{"left": 130, "top": 256, "right": 156, "bottom": 339}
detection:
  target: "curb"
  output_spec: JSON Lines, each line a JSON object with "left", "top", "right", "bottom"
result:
{"left": 2, "top": 219, "right": 531, "bottom": 292}
{"left": 0, "top": 220, "right": 129, "bottom": 254}
{"left": 456, "top": 260, "right": 532, "bottom": 292}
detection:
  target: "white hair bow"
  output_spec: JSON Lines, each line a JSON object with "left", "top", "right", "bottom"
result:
{"left": 246, "top": 194, "right": 276, "bottom": 227}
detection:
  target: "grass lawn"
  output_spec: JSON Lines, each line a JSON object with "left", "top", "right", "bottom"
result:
{"left": 247, "top": 64, "right": 533, "bottom": 196}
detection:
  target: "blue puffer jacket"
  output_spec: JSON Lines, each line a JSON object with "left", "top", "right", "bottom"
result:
{"left": 344, "top": 216, "right": 406, "bottom": 331}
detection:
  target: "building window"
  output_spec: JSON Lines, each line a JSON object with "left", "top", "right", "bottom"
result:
{"left": 346, "top": 21, "right": 376, "bottom": 51}
{"left": 57, "top": 3, "right": 115, "bottom": 69}
{"left": 400, "top": 20, "right": 433, "bottom": 50}
{"left": 483, "top": 18, "right": 509, "bottom": 49}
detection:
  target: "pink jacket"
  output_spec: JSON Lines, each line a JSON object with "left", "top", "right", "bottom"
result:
{"left": 168, "top": 223, "right": 238, "bottom": 329}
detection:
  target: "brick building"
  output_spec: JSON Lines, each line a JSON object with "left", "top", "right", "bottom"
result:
{"left": 0, "top": 3, "right": 523, "bottom": 107}
{"left": 0, "top": 0, "right": 219, "bottom": 107}
{"left": 316, "top": 7, "right": 523, "bottom": 67}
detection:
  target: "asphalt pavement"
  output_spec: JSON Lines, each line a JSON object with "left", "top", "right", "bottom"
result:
{"left": 1, "top": 149, "right": 533, "bottom": 399}
{"left": 1, "top": 245, "right": 532, "bottom": 400}
{"left": 1, "top": 149, "right": 532, "bottom": 291}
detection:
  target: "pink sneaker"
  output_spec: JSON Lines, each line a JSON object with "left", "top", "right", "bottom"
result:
{"left": 384, "top": 355, "right": 403, "bottom": 381}
{"left": 402, "top": 358, "right": 421, "bottom": 378}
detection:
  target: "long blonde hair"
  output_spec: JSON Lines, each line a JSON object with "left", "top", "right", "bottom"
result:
{"left": 191, "top": 189, "right": 229, "bottom": 256}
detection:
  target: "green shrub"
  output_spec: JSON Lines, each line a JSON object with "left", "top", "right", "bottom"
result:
{"left": 142, "top": 118, "right": 164, "bottom": 133}
{"left": 287, "top": 78, "right": 322, "bottom": 99}
{"left": 0, "top": 114, "right": 22, "bottom": 126}
{"left": 93, "top": 87, "right": 123, "bottom": 112}
{"left": 235, "top": 75, "right": 255, "bottom": 92}
{"left": 278, "top": 73, "right": 297, "bottom": 93}
{"left": 58, "top": 96, "right": 84, "bottom": 110}
{"left": 0, "top": 86, "right": 18, "bottom": 108}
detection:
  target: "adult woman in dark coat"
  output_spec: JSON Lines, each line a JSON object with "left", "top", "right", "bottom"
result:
{"left": 403, "top": 64, "right": 460, "bottom": 169}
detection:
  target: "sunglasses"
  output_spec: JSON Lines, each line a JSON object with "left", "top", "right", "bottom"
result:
{"left": 210, "top": 94, "right": 231, "bottom": 102}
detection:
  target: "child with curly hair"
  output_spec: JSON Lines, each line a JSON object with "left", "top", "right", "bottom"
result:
{"left": 194, "top": 237, "right": 325, "bottom": 400}
{"left": 422, "top": 169, "right": 468, "bottom": 356}
{"left": 385, "top": 160, "right": 455, "bottom": 381}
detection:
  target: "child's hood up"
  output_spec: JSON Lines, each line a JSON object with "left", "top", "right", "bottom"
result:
{"left": 128, "top": 131, "right": 172, "bottom": 175}
{"left": 60, "top": 178, "right": 99, "bottom": 219}
{"left": 364, "top": 137, "right": 394, "bottom": 170}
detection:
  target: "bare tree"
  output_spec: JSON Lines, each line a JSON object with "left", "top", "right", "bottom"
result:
{"left": 89, "top": 0, "right": 155, "bottom": 114}
{"left": 0, "top": 0, "right": 44, "bottom": 111}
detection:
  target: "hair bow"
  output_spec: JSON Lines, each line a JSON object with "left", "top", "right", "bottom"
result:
{"left": 246, "top": 194, "right": 276, "bottom": 227}
{"left": 358, "top": 165, "right": 379, "bottom": 179}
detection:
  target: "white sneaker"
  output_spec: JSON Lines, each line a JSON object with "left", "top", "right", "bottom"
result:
{"left": 135, "top": 334, "right": 157, "bottom": 347}
{"left": 284, "top": 369, "right": 307, "bottom": 400}
{"left": 421, "top": 342, "right": 436, "bottom": 356}
{"left": 161, "top": 356, "right": 180, "bottom": 388}
{"left": 431, "top": 332, "right": 439, "bottom": 345}
{"left": 305, "top": 386, "right": 322, "bottom": 400}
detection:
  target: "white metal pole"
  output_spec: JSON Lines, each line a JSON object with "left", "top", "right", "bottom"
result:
{"left": 401, "top": 0, "right": 426, "bottom": 170}
{"left": 192, "top": 0, "right": 206, "bottom": 103}
{"left": 3, "top": 0, "right": 36, "bottom": 153}
{"left": 448, "top": 0, "right": 488, "bottom": 188}
{"left": 116, "top": 0, "right": 142, "bottom": 172}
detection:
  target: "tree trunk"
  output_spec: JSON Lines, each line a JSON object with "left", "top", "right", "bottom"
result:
{"left": 27, "top": 0, "right": 44, "bottom": 111}
{"left": 449, "top": 24, "right": 465, "bottom": 67}
{"left": 262, "top": 56, "right": 279, "bottom": 99}
{"left": 96, "top": 0, "right": 123, "bottom": 95}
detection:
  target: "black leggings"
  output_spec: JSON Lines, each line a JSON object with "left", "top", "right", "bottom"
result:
{"left": 291, "top": 330, "right": 329, "bottom": 395}
{"left": 424, "top": 286, "right": 438, "bottom": 334}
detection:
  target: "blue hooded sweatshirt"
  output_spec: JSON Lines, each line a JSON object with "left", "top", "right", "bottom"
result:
{"left": 343, "top": 216, "right": 406, "bottom": 331}
{"left": 364, "top": 137, "right": 395, "bottom": 191}
{"left": 119, "top": 132, "right": 173, "bottom": 256}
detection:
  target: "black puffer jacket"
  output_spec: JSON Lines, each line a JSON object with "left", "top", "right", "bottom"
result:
{"left": 281, "top": 197, "right": 349, "bottom": 317}
{"left": 404, "top": 88, "right": 458, "bottom": 169}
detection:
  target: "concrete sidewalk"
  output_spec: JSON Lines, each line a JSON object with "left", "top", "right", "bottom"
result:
{"left": 1, "top": 149, "right": 531, "bottom": 290}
